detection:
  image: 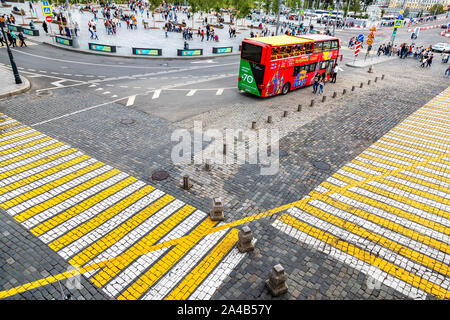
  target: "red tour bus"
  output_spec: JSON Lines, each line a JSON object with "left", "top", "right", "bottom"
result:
{"left": 238, "top": 34, "right": 341, "bottom": 97}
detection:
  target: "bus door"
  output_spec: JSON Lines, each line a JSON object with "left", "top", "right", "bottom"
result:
{"left": 326, "top": 58, "right": 336, "bottom": 78}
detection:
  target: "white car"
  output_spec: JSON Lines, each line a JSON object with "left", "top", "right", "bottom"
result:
{"left": 432, "top": 42, "right": 450, "bottom": 53}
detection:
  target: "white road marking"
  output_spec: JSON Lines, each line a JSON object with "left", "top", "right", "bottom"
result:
{"left": 216, "top": 89, "right": 224, "bottom": 95}
{"left": 152, "top": 89, "right": 161, "bottom": 99}
{"left": 126, "top": 95, "right": 136, "bottom": 107}
{"left": 186, "top": 90, "right": 197, "bottom": 96}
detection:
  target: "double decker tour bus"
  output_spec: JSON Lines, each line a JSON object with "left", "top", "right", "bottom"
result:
{"left": 238, "top": 34, "right": 341, "bottom": 97}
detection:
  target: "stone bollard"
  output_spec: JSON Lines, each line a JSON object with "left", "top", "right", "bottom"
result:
{"left": 237, "top": 226, "right": 254, "bottom": 253}
{"left": 283, "top": 111, "right": 288, "bottom": 117}
{"left": 374, "top": 77, "right": 378, "bottom": 82}
{"left": 238, "top": 130, "right": 243, "bottom": 141}
{"left": 205, "top": 159, "right": 211, "bottom": 171}
{"left": 342, "top": 89, "right": 347, "bottom": 95}
{"left": 297, "top": 104, "right": 302, "bottom": 112}
{"left": 367, "top": 80, "right": 371, "bottom": 85}
{"left": 210, "top": 197, "right": 225, "bottom": 221}
{"left": 266, "top": 264, "right": 288, "bottom": 296}
{"left": 251, "top": 121, "right": 256, "bottom": 129}
{"left": 182, "top": 175, "right": 193, "bottom": 190}
{"left": 223, "top": 143, "right": 227, "bottom": 154}
{"left": 267, "top": 115, "right": 272, "bottom": 123}
{"left": 360, "top": 82, "right": 364, "bottom": 88}
{"left": 368, "top": 65, "right": 374, "bottom": 73}
{"left": 310, "top": 99, "right": 315, "bottom": 107}
{"left": 382, "top": 74, "right": 385, "bottom": 80}
{"left": 332, "top": 91, "right": 337, "bottom": 98}
{"left": 322, "top": 95, "right": 326, "bottom": 103}
{"left": 351, "top": 86, "right": 355, "bottom": 91}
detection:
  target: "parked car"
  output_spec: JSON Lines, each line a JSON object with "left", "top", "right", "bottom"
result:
{"left": 432, "top": 42, "right": 450, "bottom": 53}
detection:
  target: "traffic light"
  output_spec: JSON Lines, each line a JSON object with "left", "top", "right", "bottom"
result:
{"left": 392, "top": 27, "right": 398, "bottom": 37}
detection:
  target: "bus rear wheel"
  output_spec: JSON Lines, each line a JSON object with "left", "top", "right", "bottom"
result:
{"left": 282, "top": 83, "right": 291, "bottom": 95}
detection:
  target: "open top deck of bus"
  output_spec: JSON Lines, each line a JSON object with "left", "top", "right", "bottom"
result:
{"left": 246, "top": 35, "right": 313, "bottom": 47}
{"left": 298, "top": 34, "right": 339, "bottom": 42}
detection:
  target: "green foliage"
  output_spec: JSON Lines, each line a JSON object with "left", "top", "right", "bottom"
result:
{"left": 429, "top": 4, "right": 445, "bottom": 15}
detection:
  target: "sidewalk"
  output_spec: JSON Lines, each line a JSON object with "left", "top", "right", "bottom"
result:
{"left": 345, "top": 55, "right": 397, "bottom": 68}
{"left": 0, "top": 66, "right": 30, "bottom": 99}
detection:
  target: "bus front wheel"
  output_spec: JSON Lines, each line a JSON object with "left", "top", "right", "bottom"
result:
{"left": 282, "top": 83, "right": 291, "bottom": 95}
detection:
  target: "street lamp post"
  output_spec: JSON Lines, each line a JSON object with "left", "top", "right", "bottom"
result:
{"left": 275, "top": 0, "right": 282, "bottom": 35}
{"left": 0, "top": 21, "right": 22, "bottom": 84}
{"left": 333, "top": 1, "right": 339, "bottom": 36}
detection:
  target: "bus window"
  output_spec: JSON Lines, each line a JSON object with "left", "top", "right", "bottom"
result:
{"left": 307, "top": 63, "right": 317, "bottom": 73}
{"left": 271, "top": 47, "right": 279, "bottom": 60}
{"left": 320, "top": 60, "right": 327, "bottom": 69}
{"left": 331, "top": 40, "right": 339, "bottom": 50}
{"left": 242, "top": 42, "right": 263, "bottom": 63}
{"left": 286, "top": 46, "right": 293, "bottom": 57}
{"left": 322, "top": 41, "right": 331, "bottom": 51}
{"left": 305, "top": 43, "right": 312, "bottom": 54}
{"left": 313, "top": 42, "right": 323, "bottom": 53}
{"left": 293, "top": 65, "right": 306, "bottom": 76}
{"left": 292, "top": 45, "right": 300, "bottom": 56}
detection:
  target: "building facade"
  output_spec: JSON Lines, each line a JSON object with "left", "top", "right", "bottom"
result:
{"left": 388, "top": 0, "right": 449, "bottom": 10}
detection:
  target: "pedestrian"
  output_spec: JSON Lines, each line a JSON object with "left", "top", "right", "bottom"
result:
{"left": 331, "top": 64, "right": 338, "bottom": 83}
{"left": 312, "top": 73, "right": 320, "bottom": 93}
{"left": 42, "top": 20, "right": 48, "bottom": 34}
{"left": 445, "top": 65, "right": 450, "bottom": 77}
{"left": 318, "top": 78, "right": 324, "bottom": 95}
{"left": 184, "top": 40, "right": 189, "bottom": 50}
{"left": 427, "top": 54, "right": 433, "bottom": 67}
{"left": 0, "top": 32, "right": 5, "bottom": 47}
{"left": 7, "top": 31, "right": 16, "bottom": 47}
{"left": 18, "top": 31, "right": 27, "bottom": 47}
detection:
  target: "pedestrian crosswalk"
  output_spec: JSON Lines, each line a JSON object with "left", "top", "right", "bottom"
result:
{"left": 0, "top": 114, "right": 248, "bottom": 300}
{"left": 272, "top": 87, "right": 450, "bottom": 300}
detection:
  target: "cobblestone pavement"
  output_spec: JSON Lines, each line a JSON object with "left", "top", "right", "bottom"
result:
{"left": 0, "top": 57, "right": 449, "bottom": 300}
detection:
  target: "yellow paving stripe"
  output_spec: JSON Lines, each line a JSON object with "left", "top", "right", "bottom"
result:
{"left": 0, "top": 141, "right": 64, "bottom": 168}
{"left": 393, "top": 171, "right": 450, "bottom": 196}
{"left": 350, "top": 159, "right": 389, "bottom": 174}
{"left": 396, "top": 124, "right": 450, "bottom": 142}
{"left": 90, "top": 204, "right": 197, "bottom": 288}
{"left": 69, "top": 194, "right": 175, "bottom": 266}
{"left": 384, "top": 132, "right": 449, "bottom": 152}
{"left": 357, "top": 183, "right": 448, "bottom": 221}
{"left": 0, "top": 126, "right": 31, "bottom": 141}
{"left": 420, "top": 162, "right": 450, "bottom": 177}
{"left": 421, "top": 105, "right": 450, "bottom": 115}
{"left": 0, "top": 136, "right": 54, "bottom": 157}
{"left": 415, "top": 110, "right": 450, "bottom": 121}
{"left": 374, "top": 140, "right": 438, "bottom": 159}
{"left": 298, "top": 199, "right": 450, "bottom": 275}
{"left": 278, "top": 214, "right": 450, "bottom": 299}
{"left": 407, "top": 114, "right": 450, "bottom": 128}
{"left": 402, "top": 120, "right": 450, "bottom": 135}
{"left": 0, "top": 131, "right": 41, "bottom": 148}
{"left": 414, "top": 110, "right": 450, "bottom": 122}
{"left": 14, "top": 168, "right": 120, "bottom": 223}
{"left": 117, "top": 218, "right": 219, "bottom": 300}
{"left": 49, "top": 184, "right": 156, "bottom": 251}
{"left": 0, "top": 155, "right": 93, "bottom": 208}
{"left": 165, "top": 228, "right": 240, "bottom": 300}
{"left": 310, "top": 189, "right": 450, "bottom": 257}
{"left": 338, "top": 187, "right": 450, "bottom": 237}
{"left": 0, "top": 122, "right": 21, "bottom": 131}
{"left": 365, "top": 146, "right": 422, "bottom": 163}
{"left": 0, "top": 146, "right": 76, "bottom": 182}
{"left": 407, "top": 116, "right": 450, "bottom": 131}
{"left": 357, "top": 153, "right": 402, "bottom": 169}
{"left": 380, "top": 136, "right": 442, "bottom": 156}
{"left": 30, "top": 176, "right": 137, "bottom": 237}
{"left": 374, "top": 177, "right": 450, "bottom": 208}
{"left": 408, "top": 166, "right": 450, "bottom": 184}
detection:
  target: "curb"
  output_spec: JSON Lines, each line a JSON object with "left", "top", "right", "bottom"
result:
{"left": 345, "top": 57, "right": 396, "bottom": 68}
{"left": 0, "top": 69, "right": 31, "bottom": 99}
{"left": 41, "top": 41, "right": 241, "bottom": 60}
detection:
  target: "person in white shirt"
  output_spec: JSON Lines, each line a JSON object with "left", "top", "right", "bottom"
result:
{"left": 331, "top": 64, "right": 339, "bottom": 83}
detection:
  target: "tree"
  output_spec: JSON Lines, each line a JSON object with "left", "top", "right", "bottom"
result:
{"left": 429, "top": 4, "right": 444, "bottom": 15}
{"left": 380, "top": 8, "right": 385, "bottom": 18}
{"left": 232, "top": 0, "right": 253, "bottom": 29}
{"left": 187, "top": 0, "right": 201, "bottom": 28}
{"left": 403, "top": 8, "right": 409, "bottom": 18}
{"left": 148, "top": 0, "right": 162, "bottom": 28}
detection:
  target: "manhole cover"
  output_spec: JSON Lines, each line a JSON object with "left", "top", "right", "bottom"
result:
{"left": 35, "top": 91, "right": 53, "bottom": 97}
{"left": 312, "top": 160, "right": 330, "bottom": 171}
{"left": 120, "top": 119, "right": 136, "bottom": 125}
{"left": 279, "top": 150, "right": 288, "bottom": 157}
{"left": 151, "top": 170, "right": 170, "bottom": 181}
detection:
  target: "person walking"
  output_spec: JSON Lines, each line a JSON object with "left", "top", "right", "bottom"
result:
{"left": 18, "top": 31, "right": 27, "bottom": 47}
{"left": 312, "top": 73, "right": 320, "bottom": 94}
{"left": 318, "top": 78, "right": 324, "bottom": 95}
{"left": 426, "top": 54, "right": 433, "bottom": 68}
{"left": 42, "top": 20, "right": 48, "bottom": 34}
{"left": 331, "top": 64, "right": 338, "bottom": 83}
{"left": 7, "top": 31, "right": 16, "bottom": 47}
{"left": 445, "top": 65, "right": 450, "bottom": 77}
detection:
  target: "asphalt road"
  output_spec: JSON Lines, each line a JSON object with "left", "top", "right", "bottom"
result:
{"left": 1, "top": 18, "right": 448, "bottom": 123}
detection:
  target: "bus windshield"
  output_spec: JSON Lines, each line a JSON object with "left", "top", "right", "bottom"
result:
{"left": 241, "top": 42, "right": 263, "bottom": 63}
